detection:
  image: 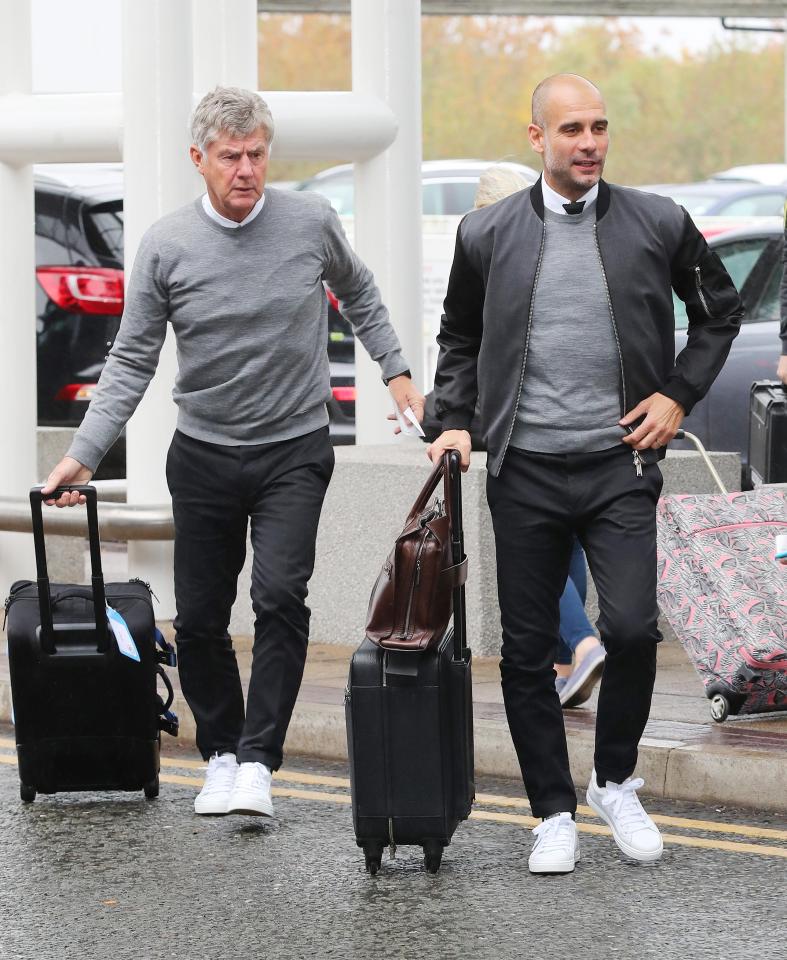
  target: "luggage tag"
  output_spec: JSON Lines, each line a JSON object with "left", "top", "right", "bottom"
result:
{"left": 106, "top": 604, "right": 140, "bottom": 662}
{"left": 776, "top": 534, "right": 787, "bottom": 565}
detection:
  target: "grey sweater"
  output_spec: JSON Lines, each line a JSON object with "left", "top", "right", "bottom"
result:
{"left": 510, "top": 205, "right": 624, "bottom": 454}
{"left": 68, "top": 188, "right": 407, "bottom": 471}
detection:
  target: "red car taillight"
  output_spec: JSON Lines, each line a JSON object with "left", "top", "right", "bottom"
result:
{"left": 54, "top": 383, "right": 98, "bottom": 402}
{"left": 325, "top": 286, "right": 340, "bottom": 311}
{"left": 332, "top": 386, "right": 356, "bottom": 403}
{"left": 36, "top": 266, "right": 124, "bottom": 316}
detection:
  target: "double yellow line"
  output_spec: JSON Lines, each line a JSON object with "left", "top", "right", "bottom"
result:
{"left": 2, "top": 740, "right": 786, "bottom": 859}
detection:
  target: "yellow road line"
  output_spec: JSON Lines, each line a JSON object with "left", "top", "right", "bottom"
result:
{"left": 5, "top": 755, "right": 785, "bottom": 859}
{"left": 470, "top": 810, "right": 787, "bottom": 859}
{"left": 3, "top": 742, "right": 786, "bottom": 849}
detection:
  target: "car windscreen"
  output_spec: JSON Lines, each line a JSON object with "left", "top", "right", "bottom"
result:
{"left": 83, "top": 200, "right": 124, "bottom": 265}
{"left": 297, "top": 177, "right": 354, "bottom": 215}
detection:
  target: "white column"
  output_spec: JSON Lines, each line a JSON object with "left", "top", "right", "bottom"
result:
{"left": 351, "top": 0, "right": 424, "bottom": 444}
{"left": 122, "top": 0, "right": 196, "bottom": 617}
{"left": 0, "top": 0, "right": 36, "bottom": 586}
{"left": 193, "top": 0, "right": 258, "bottom": 95}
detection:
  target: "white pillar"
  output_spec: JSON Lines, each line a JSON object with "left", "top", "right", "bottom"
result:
{"left": 351, "top": 0, "right": 423, "bottom": 444}
{"left": 122, "top": 0, "right": 196, "bottom": 617}
{"left": 0, "top": 0, "right": 36, "bottom": 587}
{"left": 193, "top": 0, "right": 258, "bottom": 95}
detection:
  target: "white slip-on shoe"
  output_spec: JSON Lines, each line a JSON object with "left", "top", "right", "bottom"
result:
{"left": 586, "top": 769, "right": 663, "bottom": 862}
{"left": 528, "top": 812, "right": 580, "bottom": 874}
{"left": 194, "top": 752, "right": 238, "bottom": 816}
{"left": 227, "top": 761, "right": 275, "bottom": 817}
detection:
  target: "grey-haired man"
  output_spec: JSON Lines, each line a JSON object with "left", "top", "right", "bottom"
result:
{"left": 43, "top": 86, "right": 424, "bottom": 818}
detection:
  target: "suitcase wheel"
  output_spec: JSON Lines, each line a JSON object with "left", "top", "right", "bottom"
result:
{"left": 423, "top": 840, "right": 443, "bottom": 875}
{"left": 143, "top": 776, "right": 160, "bottom": 800}
{"left": 709, "top": 694, "right": 730, "bottom": 724}
{"left": 20, "top": 783, "right": 36, "bottom": 803}
{"left": 362, "top": 841, "right": 384, "bottom": 876}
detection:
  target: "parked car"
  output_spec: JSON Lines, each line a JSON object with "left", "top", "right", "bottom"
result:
{"left": 34, "top": 164, "right": 126, "bottom": 478}
{"left": 710, "top": 164, "right": 787, "bottom": 186}
{"left": 673, "top": 219, "right": 783, "bottom": 484}
{"left": 640, "top": 181, "right": 787, "bottom": 218}
{"left": 33, "top": 164, "right": 357, "bottom": 476}
{"left": 294, "top": 159, "right": 540, "bottom": 216}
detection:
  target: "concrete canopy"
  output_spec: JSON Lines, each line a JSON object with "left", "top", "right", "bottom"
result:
{"left": 258, "top": 2, "right": 786, "bottom": 16}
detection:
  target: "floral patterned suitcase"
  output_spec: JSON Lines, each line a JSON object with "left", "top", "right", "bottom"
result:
{"left": 657, "top": 480, "right": 787, "bottom": 723}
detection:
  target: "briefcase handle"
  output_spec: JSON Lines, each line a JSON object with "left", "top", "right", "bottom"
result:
{"left": 407, "top": 452, "right": 467, "bottom": 659}
{"left": 406, "top": 450, "right": 459, "bottom": 528}
{"left": 29, "top": 485, "right": 109, "bottom": 651}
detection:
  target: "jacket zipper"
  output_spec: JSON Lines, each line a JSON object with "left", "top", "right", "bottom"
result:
{"left": 399, "top": 537, "right": 427, "bottom": 639}
{"left": 499, "top": 222, "right": 547, "bottom": 469}
{"left": 594, "top": 224, "right": 642, "bottom": 478}
{"left": 694, "top": 265, "right": 712, "bottom": 318}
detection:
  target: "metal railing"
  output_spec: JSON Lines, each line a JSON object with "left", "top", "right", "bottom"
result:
{"left": 0, "top": 482, "right": 173, "bottom": 540}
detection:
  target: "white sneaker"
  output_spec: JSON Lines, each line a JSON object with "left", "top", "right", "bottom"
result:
{"left": 227, "top": 761, "right": 275, "bottom": 817}
{"left": 194, "top": 752, "right": 238, "bottom": 816}
{"left": 586, "top": 770, "right": 663, "bottom": 862}
{"left": 528, "top": 812, "right": 580, "bottom": 874}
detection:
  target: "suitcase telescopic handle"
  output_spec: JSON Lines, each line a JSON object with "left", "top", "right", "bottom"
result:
{"left": 671, "top": 431, "right": 728, "bottom": 495}
{"left": 29, "top": 485, "right": 109, "bottom": 651}
{"left": 445, "top": 451, "right": 467, "bottom": 662}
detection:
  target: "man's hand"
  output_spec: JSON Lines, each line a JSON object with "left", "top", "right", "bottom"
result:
{"left": 386, "top": 375, "right": 426, "bottom": 433}
{"left": 426, "top": 429, "right": 472, "bottom": 472}
{"left": 778, "top": 355, "right": 787, "bottom": 386}
{"left": 41, "top": 457, "right": 94, "bottom": 507}
{"left": 620, "top": 392, "right": 685, "bottom": 451}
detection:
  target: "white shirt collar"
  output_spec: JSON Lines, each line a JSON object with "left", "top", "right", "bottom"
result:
{"left": 541, "top": 177, "right": 598, "bottom": 215}
{"left": 201, "top": 192, "right": 265, "bottom": 228}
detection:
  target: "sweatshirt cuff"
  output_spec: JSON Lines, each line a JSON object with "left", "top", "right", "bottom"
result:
{"left": 378, "top": 350, "right": 409, "bottom": 383}
{"left": 65, "top": 436, "right": 105, "bottom": 474}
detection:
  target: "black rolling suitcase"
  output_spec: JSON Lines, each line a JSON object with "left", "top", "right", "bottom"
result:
{"left": 3, "top": 485, "right": 179, "bottom": 803}
{"left": 345, "top": 451, "right": 474, "bottom": 875}
{"left": 748, "top": 380, "right": 787, "bottom": 485}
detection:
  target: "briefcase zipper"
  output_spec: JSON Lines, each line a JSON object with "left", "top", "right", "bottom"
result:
{"left": 399, "top": 537, "right": 428, "bottom": 640}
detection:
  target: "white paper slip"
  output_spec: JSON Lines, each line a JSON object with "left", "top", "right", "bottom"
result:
{"left": 393, "top": 402, "right": 426, "bottom": 438}
{"left": 107, "top": 604, "right": 140, "bottom": 662}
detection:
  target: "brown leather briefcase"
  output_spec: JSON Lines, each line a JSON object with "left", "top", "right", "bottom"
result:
{"left": 365, "top": 452, "right": 468, "bottom": 652}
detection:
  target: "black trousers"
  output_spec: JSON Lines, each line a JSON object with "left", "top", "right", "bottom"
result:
{"left": 166, "top": 427, "right": 334, "bottom": 769}
{"left": 486, "top": 443, "right": 663, "bottom": 818}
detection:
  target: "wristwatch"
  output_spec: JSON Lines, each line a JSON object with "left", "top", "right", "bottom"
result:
{"left": 382, "top": 369, "right": 411, "bottom": 386}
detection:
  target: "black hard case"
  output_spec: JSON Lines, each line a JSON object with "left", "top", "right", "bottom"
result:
{"left": 748, "top": 380, "right": 787, "bottom": 485}
{"left": 5, "top": 486, "right": 164, "bottom": 801}
{"left": 345, "top": 452, "right": 475, "bottom": 874}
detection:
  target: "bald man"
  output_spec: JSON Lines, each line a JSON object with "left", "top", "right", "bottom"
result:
{"left": 429, "top": 75, "right": 743, "bottom": 873}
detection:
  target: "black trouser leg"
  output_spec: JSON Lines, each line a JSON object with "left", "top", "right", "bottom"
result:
{"left": 487, "top": 445, "right": 663, "bottom": 815}
{"left": 166, "top": 431, "right": 248, "bottom": 761}
{"left": 487, "top": 450, "right": 577, "bottom": 818}
{"left": 576, "top": 455, "right": 663, "bottom": 785}
{"left": 236, "top": 427, "right": 334, "bottom": 769}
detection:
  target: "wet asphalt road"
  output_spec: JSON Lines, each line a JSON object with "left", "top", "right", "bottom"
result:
{"left": 0, "top": 731, "right": 785, "bottom": 960}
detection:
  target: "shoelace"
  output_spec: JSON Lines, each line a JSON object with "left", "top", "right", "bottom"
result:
{"left": 201, "top": 756, "right": 237, "bottom": 795}
{"left": 532, "top": 814, "right": 575, "bottom": 852}
{"left": 235, "top": 763, "right": 270, "bottom": 791}
{"left": 600, "top": 777, "right": 651, "bottom": 831}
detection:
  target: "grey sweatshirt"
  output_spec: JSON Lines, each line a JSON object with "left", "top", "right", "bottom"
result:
{"left": 68, "top": 187, "right": 408, "bottom": 471}
{"left": 510, "top": 204, "right": 624, "bottom": 454}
